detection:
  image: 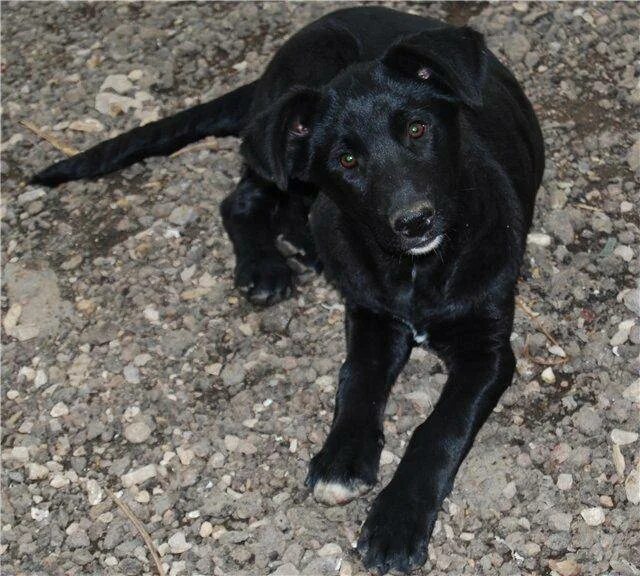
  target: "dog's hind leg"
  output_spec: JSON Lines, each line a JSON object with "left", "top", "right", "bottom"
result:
{"left": 221, "top": 171, "right": 295, "bottom": 306}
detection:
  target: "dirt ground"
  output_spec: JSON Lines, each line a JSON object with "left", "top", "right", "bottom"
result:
{"left": 1, "top": 2, "right": 639, "bottom": 575}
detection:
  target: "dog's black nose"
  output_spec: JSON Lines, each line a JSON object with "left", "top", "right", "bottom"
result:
{"left": 391, "top": 203, "right": 434, "bottom": 238}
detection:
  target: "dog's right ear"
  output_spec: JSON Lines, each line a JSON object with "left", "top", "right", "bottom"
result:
{"left": 240, "top": 88, "right": 321, "bottom": 190}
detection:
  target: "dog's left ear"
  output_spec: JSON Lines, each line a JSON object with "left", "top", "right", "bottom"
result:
{"left": 383, "top": 26, "right": 487, "bottom": 109}
{"left": 240, "top": 87, "right": 320, "bottom": 190}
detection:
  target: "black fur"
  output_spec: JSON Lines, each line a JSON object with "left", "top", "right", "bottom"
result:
{"left": 33, "top": 7, "right": 544, "bottom": 573}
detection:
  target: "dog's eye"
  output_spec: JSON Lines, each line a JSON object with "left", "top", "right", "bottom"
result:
{"left": 408, "top": 121, "right": 426, "bottom": 139}
{"left": 339, "top": 153, "right": 357, "bottom": 169}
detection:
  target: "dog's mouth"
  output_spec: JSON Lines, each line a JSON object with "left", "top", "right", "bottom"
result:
{"left": 405, "top": 233, "right": 443, "bottom": 256}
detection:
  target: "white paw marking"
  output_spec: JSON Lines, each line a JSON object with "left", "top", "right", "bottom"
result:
{"left": 313, "top": 480, "right": 371, "bottom": 506}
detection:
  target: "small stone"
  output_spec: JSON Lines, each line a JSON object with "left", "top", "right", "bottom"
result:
{"left": 176, "top": 446, "right": 195, "bottom": 466}
{"left": 50, "top": 474, "right": 70, "bottom": 488}
{"left": 611, "top": 429, "right": 638, "bottom": 446}
{"left": 614, "top": 245, "right": 634, "bottom": 262}
{"left": 622, "top": 379, "right": 640, "bottom": 402}
{"left": 541, "top": 367, "right": 556, "bottom": 384}
{"left": 121, "top": 464, "right": 156, "bottom": 487}
{"left": 144, "top": 306, "right": 160, "bottom": 323}
{"left": 17, "top": 189, "right": 46, "bottom": 205}
{"left": 557, "top": 473, "right": 573, "bottom": 491}
{"left": 86, "top": 479, "right": 103, "bottom": 505}
{"left": 548, "top": 511, "right": 572, "bottom": 532}
{"left": 169, "top": 206, "right": 197, "bottom": 226}
{"left": 620, "top": 201, "right": 633, "bottom": 213}
{"left": 527, "top": 232, "right": 552, "bottom": 247}
{"left": 199, "top": 521, "right": 213, "bottom": 538}
{"left": 380, "top": 450, "right": 394, "bottom": 466}
{"left": 625, "top": 465, "right": 640, "bottom": 505}
{"left": 10, "top": 446, "right": 29, "bottom": 462}
{"left": 34, "top": 369, "right": 47, "bottom": 387}
{"left": 224, "top": 435, "right": 239, "bottom": 452}
{"left": 612, "top": 444, "right": 626, "bottom": 477}
{"left": 50, "top": 402, "right": 69, "bottom": 418}
{"left": 580, "top": 507, "right": 605, "bottom": 526}
{"left": 123, "top": 364, "right": 140, "bottom": 384}
{"left": 503, "top": 32, "right": 530, "bottom": 63}
{"left": 135, "top": 490, "right": 150, "bottom": 503}
{"left": 124, "top": 421, "right": 151, "bottom": 444}
{"left": 100, "top": 74, "right": 134, "bottom": 94}
{"left": 7, "top": 389, "right": 19, "bottom": 400}
{"left": 272, "top": 563, "right": 300, "bottom": 576}
{"left": 134, "top": 353, "right": 152, "bottom": 367}
{"left": 168, "top": 531, "right": 192, "bottom": 554}
{"left": 68, "top": 118, "right": 105, "bottom": 133}
{"left": 317, "top": 543, "right": 342, "bottom": 557}
{"left": 95, "top": 92, "right": 138, "bottom": 116}
{"left": 572, "top": 405, "right": 602, "bottom": 435}
{"left": 28, "top": 463, "right": 50, "bottom": 480}
{"left": 30, "top": 507, "right": 49, "bottom": 522}
{"left": 549, "top": 558, "right": 581, "bottom": 576}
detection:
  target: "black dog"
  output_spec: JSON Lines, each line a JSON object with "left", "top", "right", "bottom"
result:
{"left": 33, "top": 6, "right": 544, "bottom": 573}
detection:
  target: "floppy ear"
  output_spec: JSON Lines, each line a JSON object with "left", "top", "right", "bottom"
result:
{"left": 383, "top": 26, "right": 487, "bottom": 109}
{"left": 240, "top": 88, "right": 320, "bottom": 190}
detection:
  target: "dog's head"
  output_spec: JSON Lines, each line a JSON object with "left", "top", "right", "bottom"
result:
{"left": 242, "top": 26, "right": 487, "bottom": 256}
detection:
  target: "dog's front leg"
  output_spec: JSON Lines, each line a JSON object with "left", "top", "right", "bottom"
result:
{"left": 358, "top": 333, "right": 516, "bottom": 574}
{"left": 307, "top": 307, "right": 414, "bottom": 505}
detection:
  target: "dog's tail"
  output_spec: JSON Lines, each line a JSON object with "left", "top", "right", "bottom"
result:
{"left": 31, "top": 81, "right": 257, "bottom": 187}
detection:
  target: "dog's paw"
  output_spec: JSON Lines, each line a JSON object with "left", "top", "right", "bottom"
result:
{"left": 235, "top": 254, "right": 293, "bottom": 306}
{"left": 306, "top": 427, "right": 383, "bottom": 506}
{"left": 357, "top": 487, "right": 436, "bottom": 574}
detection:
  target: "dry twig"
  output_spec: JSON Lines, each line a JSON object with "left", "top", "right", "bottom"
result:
{"left": 516, "top": 296, "right": 561, "bottom": 348}
{"left": 169, "top": 139, "right": 219, "bottom": 158}
{"left": 105, "top": 487, "right": 165, "bottom": 576}
{"left": 21, "top": 120, "right": 79, "bottom": 157}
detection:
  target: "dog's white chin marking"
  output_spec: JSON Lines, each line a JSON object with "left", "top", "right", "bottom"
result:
{"left": 408, "top": 234, "right": 443, "bottom": 256}
{"left": 313, "top": 480, "right": 372, "bottom": 506}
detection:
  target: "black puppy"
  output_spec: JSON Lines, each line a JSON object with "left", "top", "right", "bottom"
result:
{"left": 33, "top": 6, "right": 544, "bottom": 573}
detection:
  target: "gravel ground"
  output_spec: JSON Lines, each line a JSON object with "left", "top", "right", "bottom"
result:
{"left": 1, "top": 2, "right": 639, "bottom": 575}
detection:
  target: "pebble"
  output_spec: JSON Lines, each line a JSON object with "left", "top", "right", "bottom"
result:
{"left": 176, "top": 446, "right": 195, "bottom": 466}
{"left": 123, "top": 364, "right": 140, "bottom": 384}
{"left": 272, "top": 563, "right": 300, "bottom": 576}
{"left": 613, "top": 245, "right": 634, "bottom": 262}
{"left": 612, "top": 444, "right": 625, "bottom": 477}
{"left": 121, "top": 464, "right": 156, "bottom": 487}
{"left": 18, "top": 188, "right": 46, "bottom": 205}
{"left": 557, "top": 473, "right": 573, "bottom": 491}
{"left": 124, "top": 421, "right": 152, "bottom": 444}
{"left": 317, "top": 543, "right": 342, "bottom": 557}
{"left": 68, "top": 118, "right": 105, "bottom": 133}
{"left": 28, "top": 463, "right": 50, "bottom": 480}
{"left": 625, "top": 465, "right": 640, "bottom": 505}
{"left": 169, "top": 206, "right": 198, "bottom": 226}
{"left": 549, "top": 558, "right": 581, "bottom": 576}
{"left": 610, "top": 429, "right": 638, "bottom": 446}
{"left": 541, "top": 367, "right": 556, "bottom": 384}
{"left": 622, "top": 379, "right": 640, "bottom": 402}
{"left": 95, "top": 92, "right": 138, "bottom": 116}
{"left": 100, "top": 74, "right": 134, "bottom": 94}
{"left": 30, "top": 507, "right": 49, "bottom": 522}
{"left": 580, "top": 507, "right": 605, "bottom": 526}
{"left": 50, "top": 402, "right": 69, "bottom": 418}
{"left": 85, "top": 479, "right": 103, "bottom": 505}
{"left": 572, "top": 405, "right": 602, "bottom": 435}
{"left": 199, "top": 521, "right": 213, "bottom": 538}
{"left": 9, "top": 446, "right": 29, "bottom": 462}
{"left": 527, "top": 232, "right": 552, "bottom": 246}
{"left": 168, "top": 531, "right": 192, "bottom": 554}
{"left": 548, "top": 511, "right": 572, "bottom": 532}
